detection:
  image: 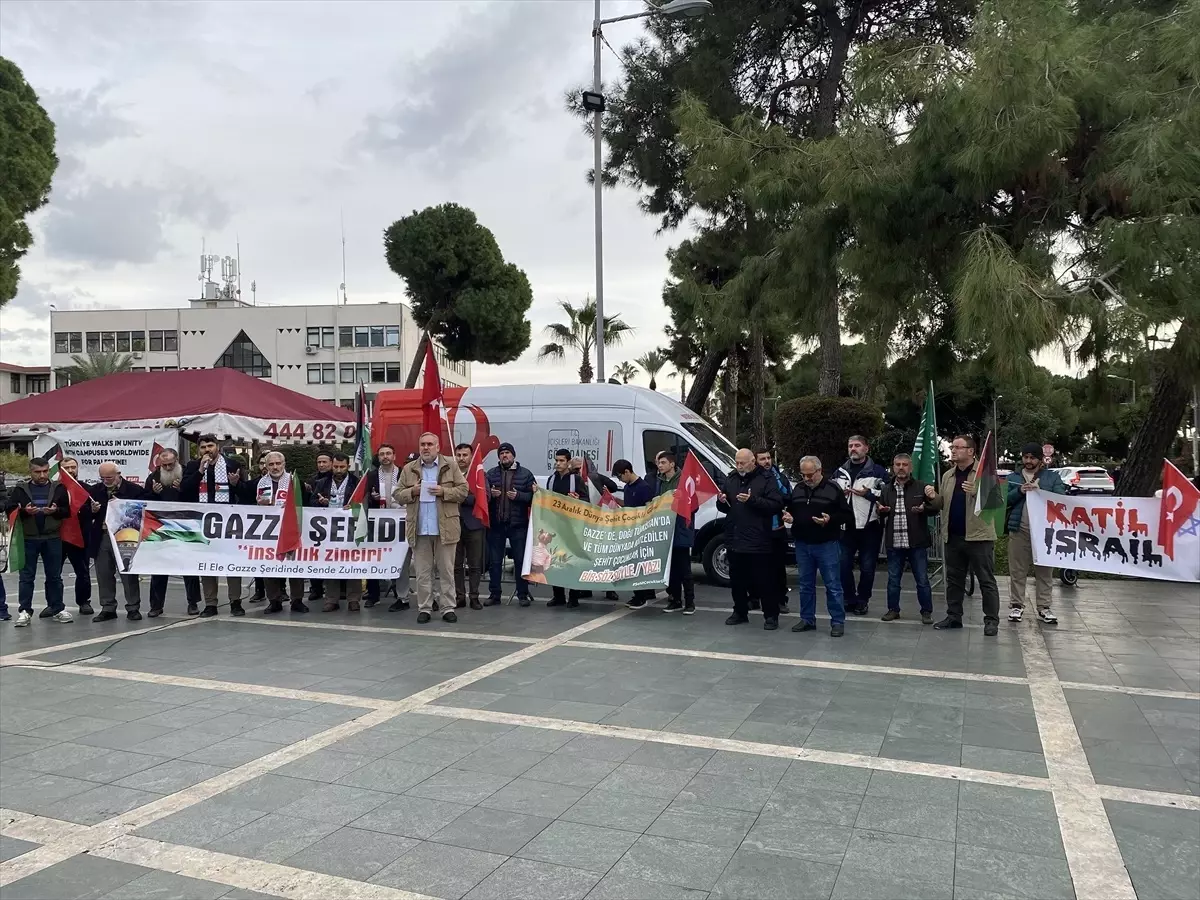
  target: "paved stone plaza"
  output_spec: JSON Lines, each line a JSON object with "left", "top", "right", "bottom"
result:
{"left": 1, "top": 569, "right": 1197, "bottom": 900}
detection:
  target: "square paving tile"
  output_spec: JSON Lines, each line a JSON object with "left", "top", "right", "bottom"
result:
{"left": 953, "top": 843, "right": 1075, "bottom": 899}
{"left": 135, "top": 797, "right": 267, "bottom": 846}
{"left": 648, "top": 803, "right": 758, "bottom": 849}
{"left": 274, "top": 782, "right": 394, "bottom": 825}
{"left": 1105, "top": 799, "right": 1200, "bottom": 900}
{"left": 709, "top": 847, "right": 840, "bottom": 899}
{"left": 2, "top": 854, "right": 152, "bottom": 900}
{"left": 406, "top": 767, "right": 513, "bottom": 805}
{"left": 466, "top": 857, "right": 601, "bottom": 900}
{"left": 479, "top": 777, "right": 589, "bottom": 818}
{"left": 115, "top": 759, "right": 228, "bottom": 794}
{"left": 610, "top": 833, "right": 736, "bottom": 891}
{"left": 206, "top": 812, "right": 338, "bottom": 862}
{"left": 518, "top": 820, "right": 638, "bottom": 873}
{"left": 98, "top": 869, "right": 231, "bottom": 899}
{"left": 40, "top": 783, "right": 164, "bottom": 825}
{"left": 350, "top": 793, "right": 473, "bottom": 839}
{"left": 430, "top": 806, "right": 553, "bottom": 855}
{"left": 283, "top": 825, "right": 418, "bottom": 881}
{"left": 369, "top": 840, "right": 506, "bottom": 900}
{"left": 561, "top": 789, "right": 672, "bottom": 833}
{"left": 584, "top": 873, "right": 710, "bottom": 899}
{"left": 0, "top": 835, "right": 38, "bottom": 863}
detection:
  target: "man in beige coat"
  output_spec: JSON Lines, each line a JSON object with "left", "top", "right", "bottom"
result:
{"left": 394, "top": 432, "right": 469, "bottom": 623}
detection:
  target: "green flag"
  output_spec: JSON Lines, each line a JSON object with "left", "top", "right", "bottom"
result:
{"left": 6, "top": 510, "right": 25, "bottom": 573}
{"left": 912, "top": 381, "right": 939, "bottom": 486}
{"left": 975, "top": 431, "right": 1006, "bottom": 534}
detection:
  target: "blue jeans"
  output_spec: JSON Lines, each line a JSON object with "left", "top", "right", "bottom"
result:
{"left": 887, "top": 547, "right": 932, "bottom": 613}
{"left": 488, "top": 524, "right": 529, "bottom": 600}
{"left": 0, "top": 574, "right": 8, "bottom": 617}
{"left": 19, "top": 537, "right": 65, "bottom": 614}
{"left": 795, "top": 540, "right": 845, "bottom": 626}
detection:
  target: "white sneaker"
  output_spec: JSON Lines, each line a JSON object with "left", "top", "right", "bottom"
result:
{"left": 1008, "top": 607, "right": 1023, "bottom": 622}
{"left": 52, "top": 610, "right": 75, "bottom": 623}
{"left": 1038, "top": 608, "right": 1058, "bottom": 624}
{"left": 14, "top": 611, "right": 32, "bottom": 627}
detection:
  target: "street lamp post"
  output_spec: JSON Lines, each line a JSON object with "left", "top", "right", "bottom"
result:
{"left": 1106, "top": 373, "right": 1136, "bottom": 404}
{"left": 584, "top": 0, "right": 712, "bottom": 384}
{"left": 993, "top": 394, "right": 1002, "bottom": 458}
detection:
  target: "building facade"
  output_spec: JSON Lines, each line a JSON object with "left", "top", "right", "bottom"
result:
{"left": 48, "top": 298, "right": 469, "bottom": 409}
{"left": 0, "top": 362, "right": 52, "bottom": 405}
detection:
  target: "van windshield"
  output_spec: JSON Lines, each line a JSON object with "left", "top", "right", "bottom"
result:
{"left": 682, "top": 421, "right": 737, "bottom": 473}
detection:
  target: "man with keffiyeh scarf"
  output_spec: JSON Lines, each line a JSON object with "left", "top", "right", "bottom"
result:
{"left": 256, "top": 451, "right": 308, "bottom": 615}
{"left": 182, "top": 436, "right": 247, "bottom": 617}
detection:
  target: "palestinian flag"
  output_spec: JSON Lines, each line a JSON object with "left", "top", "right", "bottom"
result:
{"left": 6, "top": 510, "right": 25, "bottom": 573}
{"left": 353, "top": 382, "right": 371, "bottom": 473}
{"left": 275, "top": 472, "right": 304, "bottom": 558}
{"left": 58, "top": 469, "right": 92, "bottom": 548}
{"left": 974, "top": 431, "right": 1005, "bottom": 534}
{"left": 44, "top": 443, "right": 64, "bottom": 480}
{"left": 346, "top": 472, "right": 369, "bottom": 545}
{"left": 139, "top": 509, "right": 208, "bottom": 544}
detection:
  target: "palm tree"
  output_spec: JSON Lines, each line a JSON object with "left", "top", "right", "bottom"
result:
{"left": 636, "top": 349, "right": 672, "bottom": 392}
{"left": 61, "top": 351, "right": 135, "bottom": 385}
{"left": 612, "top": 361, "right": 638, "bottom": 384}
{"left": 538, "top": 297, "right": 634, "bottom": 384}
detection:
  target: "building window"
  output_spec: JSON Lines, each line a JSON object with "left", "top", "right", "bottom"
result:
{"left": 86, "top": 332, "right": 100, "bottom": 353}
{"left": 214, "top": 330, "right": 271, "bottom": 378}
{"left": 149, "top": 366, "right": 179, "bottom": 372}
{"left": 354, "top": 326, "right": 369, "bottom": 348}
{"left": 149, "top": 331, "right": 163, "bottom": 351}
{"left": 339, "top": 399, "right": 355, "bottom": 411}
{"left": 320, "top": 326, "right": 334, "bottom": 348}
{"left": 54, "top": 333, "right": 69, "bottom": 353}
{"left": 27, "top": 375, "right": 49, "bottom": 394}
{"left": 339, "top": 326, "right": 353, "bottom": 348}
{"left": 10, "top": 374, "right": 20, "bottom": 393}
{"left": 385, "top": 325, "right": 400, "bottom": 347}
{"left": 355, "top": 362, "right": 371, "bottom": 383}
{"left": 340, "top": 363, "right": 356, "bottom": 384}
{"left": 307, "top": 363, "right": 334, "bottom": 385}
{"left": 70, "top": 332, "right": 82, "bottom": 353}
{"left": 369, "top": 325, "right": 384, "bottom": 348}
{"left": 386, "top": 362, "right": 402, "bottom": 383}
{"left": 306, "top": 327, "right": 321, "bottom": 348}
{"left": 116, "top": 331, "right": 131, "bottom": 352}
{"left": 131, "top": 331, "right": 145, "bottom": 352}
{"left": 149, "top": 330, "right": 178, "bottom": 352}
{"left": 55, "top": 370, "right": 72, "bottom": 389}
{"left": 101, "top": 331, "right": 115, "bottom": 352}
{"left": 370, "top": 362, "right": 386, "bottom": 383}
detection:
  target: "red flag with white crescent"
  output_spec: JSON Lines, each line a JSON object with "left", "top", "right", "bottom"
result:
{"left": 671, "top": 450, "right": 720, "bottom": 525}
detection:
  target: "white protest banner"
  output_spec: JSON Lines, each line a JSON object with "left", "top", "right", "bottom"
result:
{"left": 34, "top": 428, "right": 178, "bottom": 485}
{"left": 105, "top": 499, "right": 408, "bottom": 580}
{"left": 1027, "top": 492, "right": 1200, "bottom": 583}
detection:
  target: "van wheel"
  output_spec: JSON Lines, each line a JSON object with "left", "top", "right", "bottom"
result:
{"left": 1059, "top": 568, "right": 1078, "bottom": 587}
{"left": 702, "top": 535, "right": 730, "bottom": 587}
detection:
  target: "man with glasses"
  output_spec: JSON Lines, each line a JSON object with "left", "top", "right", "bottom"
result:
{"left": 89, "top": 462, "right": 146, "bottom": 622}
{"left": 936, "top": 435, "right": 1001, "bottom": 636}
{"left": 785, "top": 456, "right": 851, "bottom": 636}
{"left": 716, "top": 449, "right": 785, "bottom": 629}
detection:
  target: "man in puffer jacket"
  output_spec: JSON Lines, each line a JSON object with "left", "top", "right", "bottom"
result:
{"left": 832, "top": 435, "right": 888, "bottom": 616}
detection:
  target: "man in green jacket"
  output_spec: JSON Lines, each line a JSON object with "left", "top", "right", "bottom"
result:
{"left": 1005, "top": 442, "right": 1067, "bottom": 624}
{"left": 935, "top": 435, "right": 1001, "bottom": 636}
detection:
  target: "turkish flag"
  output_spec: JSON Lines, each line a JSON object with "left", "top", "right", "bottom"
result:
{"left": 149, "top": 441, "right": 167, "bottom": 473}
{"left": 468, "top": 444, "right": 490, "bottom": 529}
{"left": 58, "top": 469, "right": 92, "bottom": 548}
{"left": 671, "top": 450, "right": 720, "bottom": 525}
{"left": 1157, "top": 459, "right": 1200, "bottom": 560}
{"left": 421, "top": 340, "right": 445, "bottom": 441}
{"left": 600, "top": 487, "right": 622, "bottom": 510}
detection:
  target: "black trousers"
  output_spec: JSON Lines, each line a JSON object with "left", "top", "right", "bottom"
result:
{"left": 731, "top": 551, "right": 777, "bottom": 619}
{"left": 771, "top": 530, "right": 789, "bottom": 599}
{"left": 308, "top": 579, "right": 324, "bottom": 600}
{"left": 552, "top": 586, "right": 583, "bottom": 602}
{"left": 63, "top": 541, "right": 92, "bottom": 607}
{"left": 944, "top": 536, "right": 1000, "bottom": 624}
{"left": 667, "top": 549, "right": 694, "bottom": 604}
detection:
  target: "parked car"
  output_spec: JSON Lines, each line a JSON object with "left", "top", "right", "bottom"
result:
{"left": 1055, "top": 466, "right": 1115, "bottom": 495}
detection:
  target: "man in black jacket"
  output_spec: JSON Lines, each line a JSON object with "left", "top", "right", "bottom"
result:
{"left": 311, "top": 452, "right": 363, "bottom": 612}
{"left": 547, "top": 449, "right": 587, "bottom": 608}
{"left": 4, "top": 457, "right": 71, "bottom": 626}
{"left": 89, "top": 462, "right": 147, "bottom": 622}
{"left": 453, "top": 443, "right": 486, "bottom": 610}
{"left": 304, "top": 452, "right": 334, "bottom": 604}
{"left": 876, "top": 453, "right": 941, "bottom": 624}
{"left": 59, "top": 457, "right": 95, "bottom": 617}
{"left": 716, "top": 449, "right": 785, "bottom": 629}
{"left": 144, "top": 447, "right": 198, "bottom": 617}
{"left": 485, "top": 442, "right": 536, "bottom": 606}
{"left": 787, "top": 455, "right": 852, "bottom": 637}
{"left": 363, "top": 444, "right": 409, "bottom": 611}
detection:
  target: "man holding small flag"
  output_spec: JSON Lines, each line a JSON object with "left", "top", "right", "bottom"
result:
{"left": 257, "top": 451, "right": 308, "bottom": 615}
{"left": 936, "top": 434, "right": 1001, "bottom": 636}
{"left": 58, "top": 457, "right": 96, "bottom": 617}
{"left": 4, "top": 457, "right": 72, "bottom": 627}
{"left": 655, "top": 450, "right": 714, "bottom": 614}
{"left": 453, "top": 443, "right": 488, "bottom": 610}
{"left": 315, "top": 452, "right": 363, "bottom": 612}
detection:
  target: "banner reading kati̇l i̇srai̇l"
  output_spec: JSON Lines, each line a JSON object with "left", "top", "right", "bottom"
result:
{"left": 104, "top": 499, "right": 409, "bottom": 580}
{"left": 523, "top": 491, "right": 676, "bottom": 591}
{"left": 1027, "top": 492, "right": 1199, "bottom": 583}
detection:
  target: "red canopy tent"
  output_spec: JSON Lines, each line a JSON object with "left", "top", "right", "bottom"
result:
{"left": 0, "top": 369, "right": 355, "bottom": 444}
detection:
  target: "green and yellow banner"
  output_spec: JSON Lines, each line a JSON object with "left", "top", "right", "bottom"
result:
{"left": 522, "top": 491, "right": 677, "bottom": 591}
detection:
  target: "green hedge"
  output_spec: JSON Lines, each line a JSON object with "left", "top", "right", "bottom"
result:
{"left": 774, "top": 395, "right": 884, "bottom": 474}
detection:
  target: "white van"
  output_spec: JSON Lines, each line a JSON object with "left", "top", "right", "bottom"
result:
{"left": 371, "top": 383, "right": 738, "bottom": 584}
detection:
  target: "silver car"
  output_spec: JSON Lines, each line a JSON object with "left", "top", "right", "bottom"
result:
{"left": 1056, "top": 466, "right": 1115, "bottom": 494}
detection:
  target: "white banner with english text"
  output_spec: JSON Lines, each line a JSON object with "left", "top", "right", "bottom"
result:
{"left": 104, "top": 499, "right": 408, "bottom": 580}
{"left": 1027, "top": 492, "right": 1199, "bottom": 583}
{"left": 34, "top": 428, "right": 178, "bottom": 485}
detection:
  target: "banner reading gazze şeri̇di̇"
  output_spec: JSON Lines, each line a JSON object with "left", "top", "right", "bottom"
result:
{"left": 104, "top": 499, "right": 409, "bottom": 579}
{"left": 522, "top": 491, "right": 676, "bottom": 591}
{"left": 1027, "top": 492, "right": 1199, "bottom": 583}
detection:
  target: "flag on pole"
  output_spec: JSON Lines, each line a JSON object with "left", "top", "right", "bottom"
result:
{"left": 353, "top": 382, "right": 371, "bottom": 472}
{"left": 275, "top": 473, "right": 304, "bottom": 557}
{"left": 58, "top": 469, "right": 92, "bottom": 549}
{"left": 5, "top": 510, "right": 25, "bottom": 573}
{"left": 575, "top": 455, "right": 601, "bottom": 504}
{"left": 1157, "top": 459, "right": 1200, "bottom": 561}
{"left": 346, "top": 471, "right": 370, "bottom": 545}
{"left": 599, "top": 487, "right": 622, "bottom": 510}
{"left": 44, "top": 443, "right": 64, "bottom": 480}
{"left": 671, "top": 450, "right": 720, "bottom": 525}
{"left": 912, "top": 381, "right": 940, "bottom": 486}
{"left": 467, "top": 445, "right": 491, "bottom": 529}
{"left": 974, "top": 431, "right": 1005, "bottom": 534}
{"left": 421, "top": 339, "right": 444, "bottom": 440}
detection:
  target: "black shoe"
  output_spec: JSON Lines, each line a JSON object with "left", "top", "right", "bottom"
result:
{"left": 566, "top": 598, "right": 579, "bottom": 608}
{"left": 779, "top": 602, "right": 789, "bottom": 614}
{"left": 469, "top": 598, "right": 482, "bottom": 610}
{"left": 604, "top": 591, "right": 619, "bottom": 601}
{"left": 417, "top": 611, "right": 431, "bottom": 624}
{"left": 230, "top": 602, "right": 245, "bottom": 617}
{"left": 187, "top": 602, "right": 199, "bottom": 616}
{"left": 663, "top": 601, "right": 683, "bottom": 614}
{"left": 456, "top": 600, "right": 466, "bottom": 609}
{"left": 749, "top": 599, "right": 761, "bottom": 611}
{"left": 127, "top": 610, "right": 142, "bottom": 621}
{"left": 831, "top": 623, "right": 844, "bottom": 637}
{"left": 933, "top": 617, "right": 962, "bottom": 630}
{"left": 725, "top": 614, "right": 748, "bottom": 626}
{"left": 683, "top": 603, "right": 695, "bottom": 616}
{"left": 265, "top": 601, "right": 284, "bottom": 615}
{"left": 764, "top": 617, "right": 779, "bottom": 631}
{"left": 147, "top": 608, "right": 163, "bottom": 618}
{"left": 92, "top": 611, "right": 118, "bottom": 622}
{"left": 625, "top": 597, "right": 648, "bottom": 609}
{"left": 290, "top": 601, "right": 310, "bottom": 614}
{"left": 38, "top": 608, "right": 57, "bottom": 619}
{"left": 579, "top": 591, "right": 594, "bottom": 598}
{"left": 78, "top": 604, "right": 94, "bottom": 616}
{"left": 388, "top": 599, "right": 410, "bottom": 612}
{"left": 200, "top": 606, "right": 219, "bottom": 618}
{"left": 849, "top": 606, "right": 869, "bottom": 616}
{"left": 984, "top": 621, "right": 998, "bottom": 637}
{"left": 547, "top": 597, "right": 566, "bottom": 607}
{"left": 364, "top": 598, "right": 379, "bottom": 608}
{"left": 443, "top": 611, "right": 458, "bottom": 623}
{"left": 485, "top": 597, "right": 502, "bottom": 606}
{"left": 250, "top": 593, "right": 266, "bottom": 604}
{"left": 791, "top": 620, "right": 816, "bottom": 633}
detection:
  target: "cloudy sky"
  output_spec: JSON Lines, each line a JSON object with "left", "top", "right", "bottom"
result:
{"left": 0, "top": 0, "right": 691, "bottom": 388}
